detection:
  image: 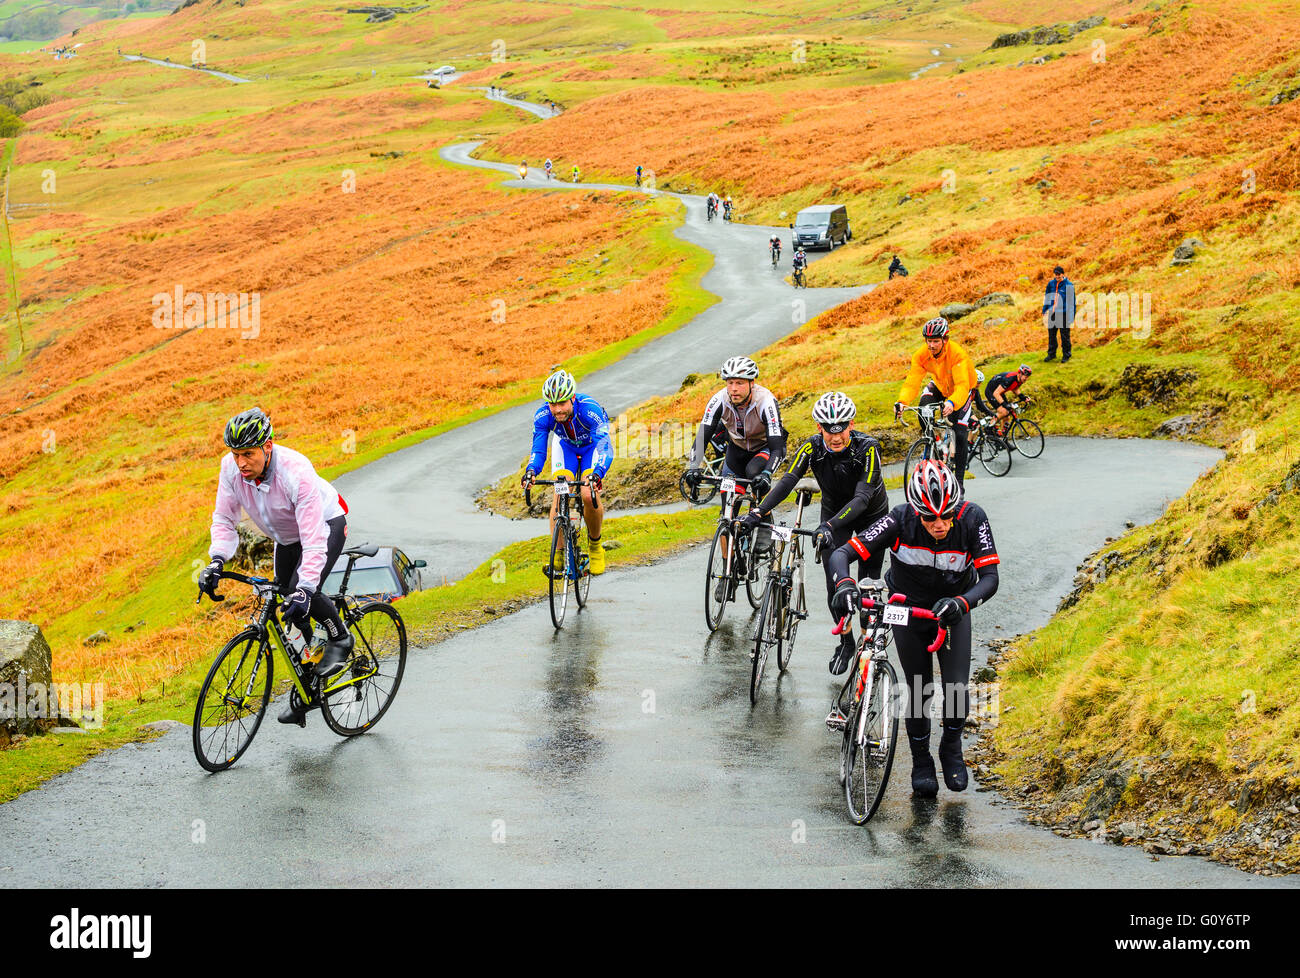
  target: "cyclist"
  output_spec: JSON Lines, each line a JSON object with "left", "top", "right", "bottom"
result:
{"left": 792, "top": 248, "right": 808, "bottom": 284}
{"left": 827, "top": 459, "right": 999, "bottom": 798}
{"left": 544, "top": 158, "right": 553, "bottom": 179}
{"left": 684, "top": 356, "right": 786, "bottom": 601}
{"left": 522, "top": 370, "right": 612, "bottom": 575}
{"left": 198, "top": 408, "right": 354, "bottom": 726}
{"left": 518, "top": 160, "right": 528, "bottom": 179}
{"left": 985, "top": 364, "right": 1032, "bottom": 429}
{"left": 739, "top": 391, "right": 888, "bottom": 677}
{"left": 722, "top": 195, "right": 733, "bottom": 221}
{"left": 706, "top": 192, "right": 719, "bottom": 220}
{"left": 768, "top": 234, "right": 782, "bottom": 264}
{"left": 893, "top": 316, "right": 978, "bottom": 486}
{"left": 571, "top": 164, "right": 581, "bottom": 183}
{"left": 635, "top": 164, "right": 643, "bottom": 187}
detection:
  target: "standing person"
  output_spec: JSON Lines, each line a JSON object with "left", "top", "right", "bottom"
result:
{"left": 739, "top": 392, "right": 888, "bottom": 681}
{"left": 1042, "top": 264, "right": 1076, "bottom": 362}
{"left": 198, "top": 408, "right": 354, "bottom": 726}
{"left": 893, "top": 316, "right": 979, "bottom": 486}
{"left": 522, "top": 370, "right": 612, "bottom": 575}
{"left": 827, "top": 460, "right": 999, "bottom": 797}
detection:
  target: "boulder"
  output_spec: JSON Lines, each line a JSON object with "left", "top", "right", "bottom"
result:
{"left": 939, "top": 302, "right": 977, "bottom": 321}
{"left": 0, "top": 620, "right": 57, "bottom": 744}
{"left": 974, "top": 292, "right": 1014, "bottom": 309}
{"left": 234, "top": 521, "right": 274, "bottom": 568}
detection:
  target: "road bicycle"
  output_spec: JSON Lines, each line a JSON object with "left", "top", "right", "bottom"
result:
{"left": 998, "top": 395, "right": 1045, "bottom": 458}
{"left": 525, "top": 476, "right": 595, "bottom": 629}
{"left": 900, "top": 403, "right": 957, "bottom": 484}
{"left": 700, "top": 474, "right": 764, "bottom": 631}
{"left": 968, "top": 415, "right": 1013, "bottom": 477}
{"left": 706, "top": 199, "right": 717, "bottom": 221}
{"left": 792, "top": 263, "right": 806, "bottom": 288}
{"left": 770, "top": 244, "right": 781, "bottom": 268}
{"left": 748, "top": 479, "right": 819, "bottom": 705}
{"left": 831, "top": 590, "right": 946, "bottom": 824}
{"left": 678, "top": 433, "right": 729, "bottom": 505}
{"left": 191, "top": 546, "right": 407, "bottom": 772}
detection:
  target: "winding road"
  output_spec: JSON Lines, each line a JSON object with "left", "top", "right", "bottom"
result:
{"left": 1, "top": 96, "right": 1286, "bottom": 888}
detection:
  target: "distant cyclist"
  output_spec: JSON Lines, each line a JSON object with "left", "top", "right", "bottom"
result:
{"left": 722, "top": 195, "right": 733, "bottom": 221}
{"left": 571, "top": 164, "right": 581, "bottom": 183}
{"left": 522, "top": 370, "right": 612, "bottom": 575}
{"left": 828, "top": 460, "right": 999, "bottom": 798}
{"left": 893, "top": 316, "right": 978, "bottom": 486}
{"left": 684, "top": 356, "right": 786, "bottom": 601}
{"left": 635, "top": 164, "right": 643, "bottom": 187}
{"left": 740, "top": 392, "right": 888, "bottom": 678}
{"left": 706, "top": 192, "right": 719, "bottom": 221}
{"left": 985, "top": 364, "right": 1032, "bottom": 428}
{"left": 768, "top": 234, "right": 782, "bottom": 265}
{"left": 544, "top": 158, "right": 553, "bottom": 179}
{"left": 518, "top": 160, "right": 528, "bottom": 179}
{"left": 199, "top": 408, "right": 354, "bottom": 726}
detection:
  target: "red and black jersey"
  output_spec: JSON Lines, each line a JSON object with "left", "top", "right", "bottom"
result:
{"left": 830, "top": 501, "right": 1000, "bottom": 609}
{"left": 984, "top": 371, "right": 1023, "bottom": 404}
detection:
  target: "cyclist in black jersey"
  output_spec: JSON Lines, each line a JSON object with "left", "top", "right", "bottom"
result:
{"left": 739, "top": 391, "right": 888, "bottom": 676}
{"left": 827, "top": 459, "right": 999, "bottom": 798}
{"left": 984, "top": 364, "right": 1031, "bottom": 426}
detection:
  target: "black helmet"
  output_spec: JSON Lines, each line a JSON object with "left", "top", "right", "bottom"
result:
{"left": 224, "top": 407, "right": 273, "bottom": 450}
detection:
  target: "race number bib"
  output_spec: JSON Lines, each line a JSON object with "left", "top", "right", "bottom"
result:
{"left": 883, "top": 605, "right": 910, "bottom": 626}
{"left": 719, "top": 477, "right": 736, "bottom": 494}
{"left": 553, "top": 481, "right": 570, "bottom": 496}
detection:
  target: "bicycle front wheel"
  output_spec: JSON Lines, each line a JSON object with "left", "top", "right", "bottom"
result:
{"left": 844, "top": 658, "right": 899, "bottom": 825}
{"left": 976, "top": 431, "right": 1013, "bottom": 477}
{"left": 745, "top": 546, "right": 763, "bottom": 610}
{"left": 750, "top": 578, "right": 782, "bottom": 705}
{"left": 192, "top": 629, "right": 272, "bottom": 773}
{"left": 321, "top": 602, "right": 407, "bottom": 736}
{"left": 778, "top": 564, "right": 803, "bottom": 672}
{"left": 548, "top": 520, "right": 570, "bottom": 629}
{"left": 1011, "top": 419, "right": 1045, "bottom": 458}
{"left": 902, "top": 437, "right": 930, "bottom": 486}
{"left": 704, "top": 522, "right": 732, "bottom": 631}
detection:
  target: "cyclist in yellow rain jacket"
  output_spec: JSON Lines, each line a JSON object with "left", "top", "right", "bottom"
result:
{"left": 893, "top": 316, "right": 979, "bottom": 486}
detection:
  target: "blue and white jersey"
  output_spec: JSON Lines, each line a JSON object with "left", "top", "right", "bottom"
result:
{"left": 527, "top": 393, "right": 610, "bottom": 474}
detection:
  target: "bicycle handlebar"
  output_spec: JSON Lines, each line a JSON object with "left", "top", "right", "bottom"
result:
{"left": 524, "top": 475, "right": 593, "bottom": 508}
{"left": 831, "top": 592, "right": 948, "bottom": 653}
{"left": 195, "top": 569, "right": 277, "bottom": 605}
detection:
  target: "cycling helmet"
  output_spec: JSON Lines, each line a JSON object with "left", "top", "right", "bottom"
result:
{"left": 224, "top": 407, "right": 273, "bottom": 450}
{"left": 975, "top": 369, "right": 986, "bottom": 384}
{"left": 921, "top": 316, "right": 950, "bottom": 339}
{"left": 906, "top": 459, "right": 964, "bottom": 520}
{"left": 812, "top": 391, "right": 856, "bottom": 432}
{"left": 720, "top": 356, "right": 759, "bottom": 380}
{"left": 1018, "top": 364, "right": 1033, "bottom": 377}
{"left": 542, "top": 369, "right": 577, "bottom": 403}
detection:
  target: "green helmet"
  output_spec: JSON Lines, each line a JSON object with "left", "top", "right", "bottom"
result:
{"left": 224, "top": 407, "right": 273, "bottom": 450}
{"left": 542, "top": 369, "right": 577, "bottom": 404}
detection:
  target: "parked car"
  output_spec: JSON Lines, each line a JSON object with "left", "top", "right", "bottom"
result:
{"left": 322, "top": 546, "right": 426, "bottom": 602}
{"left": 790, "top": 204, "right": 851, "bottom": 251}
{"left": 434, "top": 65, "right": 456, "bottom": 77}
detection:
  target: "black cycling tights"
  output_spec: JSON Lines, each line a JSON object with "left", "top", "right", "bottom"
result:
{"left": 274, "top": 515, "right": 348, "bottom": 642}
{"left": 892, "top": 614, "right": 972, "bottom": 740}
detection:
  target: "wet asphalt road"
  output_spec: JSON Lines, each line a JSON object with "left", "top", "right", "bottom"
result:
{"left": 333, "top": 141, "right": 870, "bottom": 582}
{"left": 3, "top": 436, "right": 1293, "bottom": 887}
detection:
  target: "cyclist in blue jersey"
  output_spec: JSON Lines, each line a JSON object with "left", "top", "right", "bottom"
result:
{"left": 522, "top": 369, "right": 613, "bottom": 574}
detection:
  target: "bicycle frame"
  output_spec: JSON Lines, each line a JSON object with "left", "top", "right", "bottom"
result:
{"left": 526, "top": 477, "right": 591, "bottom": 582}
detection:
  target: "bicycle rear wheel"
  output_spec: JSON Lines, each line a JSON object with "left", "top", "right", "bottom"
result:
{"left": 192, "top": 629, "right": 272, "bottom": 772}
{"left": 548, "top": 521, "right": 570, "bottom": 629}
{"left": 750, "top": 578, "right": 782, "bottom": 704}
{"left": 975, "top": 431, "right": 1013, "bottom": 477}
{"left": 1010, "top": 419, "right": 1045, "bottom": 458}
{"left": 844, "top": 657, "right": 899, "bottom": 825}
{"left": 704, "top": 522, "right": 733, "bottom": 631}
{"left": 321, "top": 602, "right": 407, "bottom": 736}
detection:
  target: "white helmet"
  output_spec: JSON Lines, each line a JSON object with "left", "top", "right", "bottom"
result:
{"left": 812, "top": 391, "right": 856, "bottom": 432}
{"left": 720, "top": 356, "right": 759, "bottom": 380}
{"left": 975, "top": 369, "right": 986, "bottom": 384}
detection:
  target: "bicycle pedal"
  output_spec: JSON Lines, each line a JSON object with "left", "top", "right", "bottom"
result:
{"left": 792, "top": 610, "right": 808, "bottom": 621}
{"left": 825, "top": 710, "right": 847, "bottom": 732}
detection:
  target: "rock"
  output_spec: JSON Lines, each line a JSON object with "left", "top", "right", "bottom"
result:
{"left": 1125, "top": 520, "right": 1135, "bottom": 528}
{"left": 1119, "top": 821, "right": 1140, "bottom": 839}
{"left": 1117, "top": 364, "right": 1197, "bottom": 408}
{"left": 974, "top": 292, "right": 1014, "bottom": 309}
{"left": 940, "top": 302, "right": 977, "bottom": 321}
{"left": 234, "top": 521, "right": 274, "bottom": 568}
{"left": 1270, "top": 85, "right": 1300, "bottom": 106}
{"left": 143, "top": 719, "right": 184, "bottom": 732}
{"left": 1, "top": 621, "right": 60, "bottom": 742}
{"left": 1082, "top": 818, "right": 1101, "bottom": 832}
{"left": 897, "top": 194, "right": 912, "bottom": 205}
{"left": 1035, "top": 179, "right": 1052, "bottom": 190}
{"left": 1153, "top": 414, "right": 1203, "bottom": 438}
{"left": 983, "top": 317, "right": 1008, "bottom": 327}
{"left": 604, "top": 539, "right": 623, "bottom": 550}
{"left": 83, "top": 630, "right": 109, "bottom": 647}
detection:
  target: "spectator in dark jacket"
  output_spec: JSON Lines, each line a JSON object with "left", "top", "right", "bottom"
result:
{"left": 1042, "top": 265, "right": 1076, "bottom": 362}
{"left": 888, "top": 255, "right": 909, "bottom": 279}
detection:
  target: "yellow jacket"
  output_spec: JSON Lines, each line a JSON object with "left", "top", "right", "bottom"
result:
{"left": 897, "top": 339, "right": 978, "bottom": 408}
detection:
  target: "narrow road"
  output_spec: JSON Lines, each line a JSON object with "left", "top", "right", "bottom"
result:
{"left": 120, "top": 53, "right": 251, "bottom": 84}
{"left": 334, "top": 140, "right": 871, "bottom": 581}
{"left": 2, "top": 439, "right": 1286, "bottom": 887}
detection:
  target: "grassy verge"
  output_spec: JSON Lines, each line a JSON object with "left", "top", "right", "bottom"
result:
{"left": 0, "top": 505, "right": 716, "bottom": 803}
